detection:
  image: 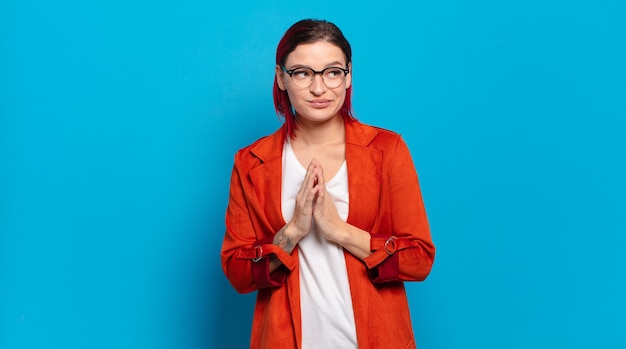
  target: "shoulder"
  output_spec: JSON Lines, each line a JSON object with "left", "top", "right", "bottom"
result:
{"left": 234, "top": 134, "right": 269, "bottom": 160}
{"left": 233, "top": 125, "right": 285, "bottom": 168}
{"left": 370, "top": 125, "right": 403, "bottom": 147}
{"left": 346, "top": 119, "right": 404, "bottom": 150}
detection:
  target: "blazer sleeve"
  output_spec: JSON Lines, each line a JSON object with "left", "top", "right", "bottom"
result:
{"left": 364, "top": 136, "right": 436, "bottom": 284}
{"left": 220, "top": 162, "right": 296, "bottom": 294}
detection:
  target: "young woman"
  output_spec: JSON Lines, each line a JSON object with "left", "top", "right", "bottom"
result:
{"left": 221, "top": 19, "right": 436, "bottom": 349}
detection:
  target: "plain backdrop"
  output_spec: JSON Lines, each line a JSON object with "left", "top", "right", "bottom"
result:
{"left": 1, "top": 1, "right": 625, "bottom": 348}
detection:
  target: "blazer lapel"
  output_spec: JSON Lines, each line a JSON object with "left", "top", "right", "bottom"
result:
{"left": 345, "top": 121, "right": 383, "bottom": 232}
{"left": 248, "top": 126, "right": 288, "bottom": 235}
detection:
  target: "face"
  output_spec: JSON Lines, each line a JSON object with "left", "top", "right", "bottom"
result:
{"left": 276, "top": 41, "right": 352, "bottom": 126}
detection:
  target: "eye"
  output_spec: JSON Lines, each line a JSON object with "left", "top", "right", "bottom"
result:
{"left": 292, "top": 68, "right": 312, "bottom": 79}
{"left": 324, "top": 68, "right": 344, "bottom": 79}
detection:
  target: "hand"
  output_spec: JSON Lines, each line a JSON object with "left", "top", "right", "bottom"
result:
{"left": 312, "top": 160, "right": 348, "bottom": 244}
{"left": 286, "top": 158, "right": 321, "bottom": 241}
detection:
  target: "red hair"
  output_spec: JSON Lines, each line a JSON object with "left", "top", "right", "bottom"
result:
{"left": 273, "top": 19, "right": 356, "bottom": 138}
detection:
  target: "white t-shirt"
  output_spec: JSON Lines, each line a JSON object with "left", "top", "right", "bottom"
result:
{"left": 281, "top": 141, "right": 358, "bottom": 349}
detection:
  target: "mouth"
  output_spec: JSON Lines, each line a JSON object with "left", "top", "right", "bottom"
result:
{"left": 308, "top": 99, "right": 332, "bottom": 109}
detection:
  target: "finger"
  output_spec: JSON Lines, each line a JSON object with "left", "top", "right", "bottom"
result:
{"left": 297, "top": 161, "right": 317, "bottom": 199}
{"left": 314, "top": 184, "right": 324, "bottom": 205}
{"left": 316, "top": 160, "right": 326, "bottom": 186}
{"left": 304, "top": 160, "right": 319, "bottom": 189}
{"left": 301, "top": 171, "right": 321, "bottom": 210}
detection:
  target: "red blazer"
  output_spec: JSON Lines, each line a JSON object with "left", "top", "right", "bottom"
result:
{"left": 221, "top": 119, "right": 435, "bottom": 349}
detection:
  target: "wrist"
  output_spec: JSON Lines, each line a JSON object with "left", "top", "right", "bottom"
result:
{"left": 273, "top": 223, "right": 301, "bottom": 254}
{"left": 331, "top": 222, "right": 351, "bottom": 245}
{"left": 285, "top": 221, "right": 307, "bottom": 241}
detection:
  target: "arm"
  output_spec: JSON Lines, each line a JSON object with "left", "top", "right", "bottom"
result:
{"left": 311, "top": 162, "right": 373, "bottom": 260}
{"left": 221, "top": 164, "right": 297, "bottom": 293}
{"left": 363, "top": 136, "right": 436, "bottom": 283}
{"left": 311, "top": 144, "right": 435, "bottom": 283}
{"left": 310, "top": 206, "right": 372, "bottom": 261}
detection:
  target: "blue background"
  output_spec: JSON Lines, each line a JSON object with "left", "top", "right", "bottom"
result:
{"left": 1, "top": 1, "right": 625, "bottom": 348}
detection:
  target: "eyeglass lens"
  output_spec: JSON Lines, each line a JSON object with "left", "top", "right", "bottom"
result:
{"left": 289, "top": 67, "right": 347, "bottom": 88}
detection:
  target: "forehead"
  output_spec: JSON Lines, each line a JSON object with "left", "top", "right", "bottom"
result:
{"left": 285, "top": 41, "right": 346, "bottom": 67}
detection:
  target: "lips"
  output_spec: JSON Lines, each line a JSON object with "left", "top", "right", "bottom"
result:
{"left": 308, "top": 99, "right": 332, "bottom": 108}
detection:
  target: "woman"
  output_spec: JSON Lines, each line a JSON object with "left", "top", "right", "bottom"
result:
{"left": 221, "top": 19, "right": 435, "bottom": 349}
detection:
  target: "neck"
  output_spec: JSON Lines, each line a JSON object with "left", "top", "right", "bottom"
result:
{"left": 293, "top": 115, "right": 345, "bottom": 145}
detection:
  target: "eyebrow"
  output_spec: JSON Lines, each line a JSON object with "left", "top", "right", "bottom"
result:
{"left": 286, "top": 61, "right": 347, "bottom": 70}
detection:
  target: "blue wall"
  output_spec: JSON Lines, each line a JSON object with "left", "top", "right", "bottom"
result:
{"left": 1, "top": 1, "right": 624, "bottom": 348}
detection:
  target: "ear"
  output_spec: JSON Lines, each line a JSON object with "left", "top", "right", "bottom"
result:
{"left": 345, "top": 62, "right": 352, "bottom": 90}
{"left": 276, "top": 65, "right": 286, "bottom": 91}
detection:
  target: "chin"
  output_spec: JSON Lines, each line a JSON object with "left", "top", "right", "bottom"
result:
{"left": 299, "top": 107, "right": 342, "bottom": 122}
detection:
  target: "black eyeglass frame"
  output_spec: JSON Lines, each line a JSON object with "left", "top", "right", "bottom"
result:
{"left": 280, "top": 65, "right": 350, "bottom": 87}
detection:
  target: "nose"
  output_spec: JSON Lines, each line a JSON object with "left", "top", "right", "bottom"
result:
{"left": 309, "top": 73, "right": 326, "bottom": 95}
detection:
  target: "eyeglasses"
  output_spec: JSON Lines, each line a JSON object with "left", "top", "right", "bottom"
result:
{"left": 281, "top": 65, "right": 350, "bottom": 89}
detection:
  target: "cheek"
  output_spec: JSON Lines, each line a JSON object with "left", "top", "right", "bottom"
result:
{"left": 333, "top": 87, "right": 347, "bottom": 103}
{"left": 286, "top": 85, "right": 309, "bottom": 101}
{"left": 285, "top": 88, "right": 300, "bottom": 104}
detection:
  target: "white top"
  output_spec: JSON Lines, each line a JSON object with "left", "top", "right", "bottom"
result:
{"left": 281, "top": 141, "right": 358, "bottom": 349}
